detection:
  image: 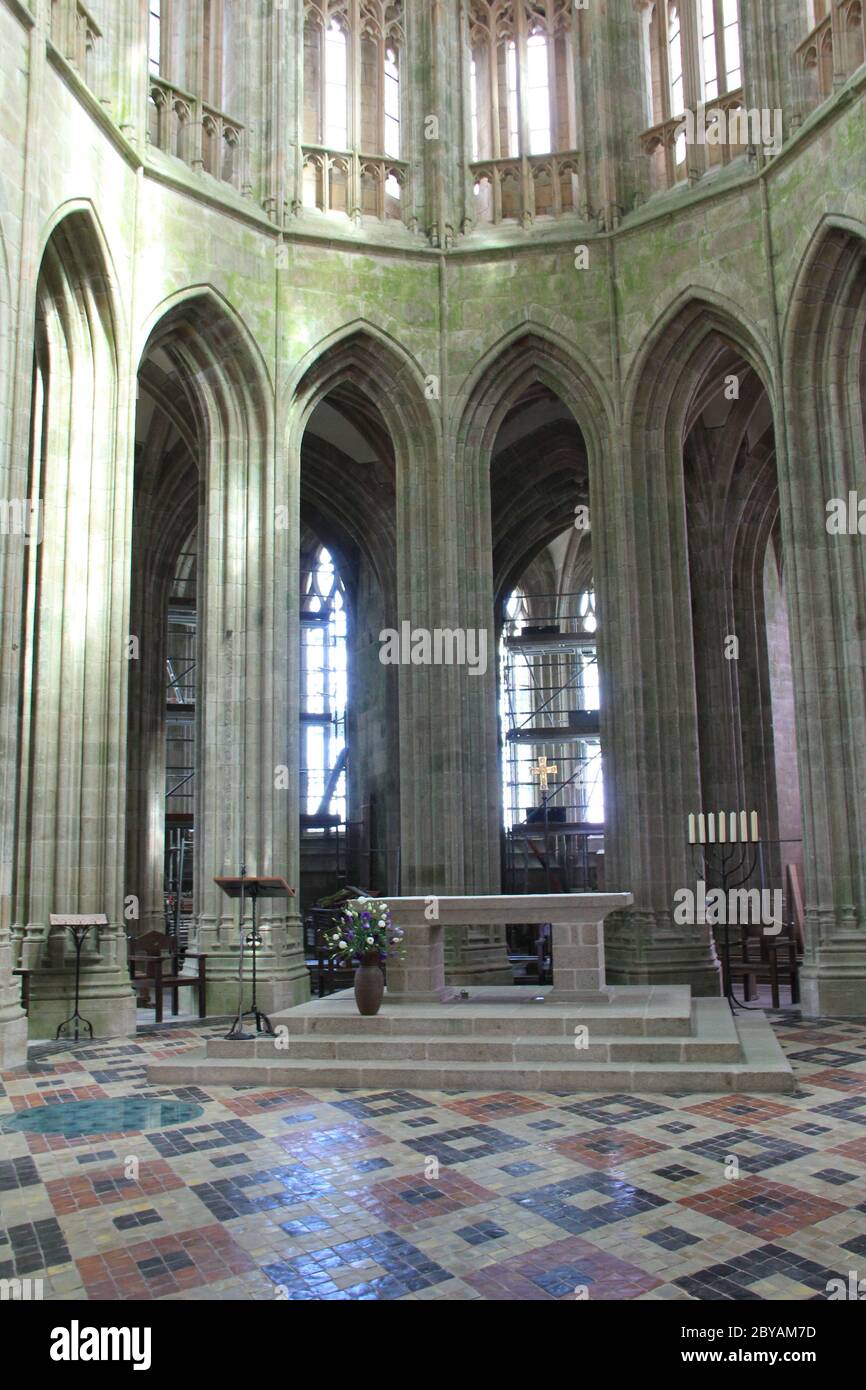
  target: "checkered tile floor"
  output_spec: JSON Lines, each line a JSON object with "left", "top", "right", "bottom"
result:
{"left": 2, "top": 1012, "right": 866, "bottom": 1300}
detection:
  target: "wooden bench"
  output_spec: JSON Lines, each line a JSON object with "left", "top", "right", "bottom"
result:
{"left": 128, "top": 931, "right": 207, "bottom": 1022}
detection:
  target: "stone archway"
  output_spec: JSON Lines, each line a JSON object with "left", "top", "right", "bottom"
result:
{"left": 130, "top": 290, "right": 308, "bottom": 1016}
{"left": 606, "top": 294, "right": 781, "bottom": 993}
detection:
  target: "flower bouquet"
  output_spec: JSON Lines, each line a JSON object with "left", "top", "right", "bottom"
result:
{"left": 326, "top": 899, "right": 403, "bottom": 1015}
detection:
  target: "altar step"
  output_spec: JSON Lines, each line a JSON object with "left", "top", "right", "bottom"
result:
{"left": 146, "top": 987, "right": 794, "bottom": 1093}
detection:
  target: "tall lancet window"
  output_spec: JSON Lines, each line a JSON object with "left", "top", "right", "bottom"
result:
{"left": 148, "top": 0, "right": 162, "bottom": 74}
{"left": 301, "top": 547, "right": 348, "bottom": 824}
{"left": 384, "top": 46, "right": 401, "bottom": 156}
{"left": 506, "top": 40, "right": 520, "bottom": 155}
{"left": 500, "top": 589, "right": 534, "bottom": 831}
{"left": 722, "top": 0, "right": 741, "bottom": 90}
{"left": 525, "top": 32, "right": 552, "bottom": 154}
{"left": 324, "top": 19, "right": 349, "bottom": 149}
{"left": 668, "top": 2, "right": 685, "bottom": 116}
{"left": 302, "top": 1, "right": 407, "bottom": 220}
{"left": 699, "top": 0, "right": 741, "bottom": 99}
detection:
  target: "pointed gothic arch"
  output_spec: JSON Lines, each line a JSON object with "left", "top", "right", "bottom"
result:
{"left": 13, "top": 209, "right": 135, "bottom": 1037}
{"left": 608, "top": 290, "right": 794, "bottom": 993}
{"left": 127, "top": 289, "right": 306, "bottom": 1017}
{"left": 287, "top": 325, "right": 442, "bottom": 906}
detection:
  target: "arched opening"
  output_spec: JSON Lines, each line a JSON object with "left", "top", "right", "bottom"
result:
{"left": 615, "top": 294, "right": 803, "bottom": 996}
{"left": 449, "top": 329, "right": 613, "bottom": 985}
{"left": 297, "top": 376, "right": 400, "bottom": 920}
{"left": 491, "top": 383, "right": 602, "bottom": 955}
{"left": 128, "top": 293, "right": 304, "bottom": 1018}
{"left": 128, "top": 329, "right": 200, "bottom": 954}
{"left": 682, "top": 338, "right": 803, "bottom": 990}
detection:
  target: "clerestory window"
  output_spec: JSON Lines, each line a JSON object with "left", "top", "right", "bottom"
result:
{"left": 467, "top": 1, "right": 577, "bottom": 161}
{"left": 699, "top": 0, "right": 742, "bottom": 100}
{"left": 149, "top": 0, "right": 162, "bottom": 74}
{"left": 303, "top": 1, "right": 404, "bottom": 157}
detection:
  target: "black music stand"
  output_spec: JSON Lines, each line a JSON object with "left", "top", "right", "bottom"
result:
{"left": 215, "top": 872, "right": 294, "bottom": 1040}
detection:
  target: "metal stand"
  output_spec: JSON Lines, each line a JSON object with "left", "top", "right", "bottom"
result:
{"left": 245, "top": 893, "right": 274, "bottom": 1035}
{"left": 55, "top": 924, "right": 95, "bottom": 1041}
{"left": 226, "top": 865, "right": 254, "bottom": 1040}
{"left": 224, "top": 868, "right": 275, "bottom": 1039}
{"left": 693, "top": 840, "right": 762, "bottom": 1013}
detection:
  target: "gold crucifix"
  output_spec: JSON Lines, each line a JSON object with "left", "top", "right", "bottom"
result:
{"left": 530, "top": 755, "right": 558, "bottom": 795}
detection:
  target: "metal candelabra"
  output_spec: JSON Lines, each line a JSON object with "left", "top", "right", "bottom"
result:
{"left": 689, "top": 810, "right": 764, "bottom": 1013}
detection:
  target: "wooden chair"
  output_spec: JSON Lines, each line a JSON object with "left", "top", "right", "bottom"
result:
{"left": 304, "top": 911, "right": 364, "bottom": 998}
{"left": 729, "top": 927, "right": 801, "bottom": 1008}
{"left": 726, "top": 869, "right": 803, "bottom": 1008}
{"left": 128, "top": 931, "right": 207, "bottom": 1022}
{"left": 509, "top": 924, "right": 553, "bottom": 986}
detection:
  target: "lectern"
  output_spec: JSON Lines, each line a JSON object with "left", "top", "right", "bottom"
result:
{"left": 214, "top": 871, "right": 294, "bottom": 1040}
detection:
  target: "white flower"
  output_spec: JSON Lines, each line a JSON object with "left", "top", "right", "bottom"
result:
{"left": 338, "top": 939, "right": 347, "bottom": 949}
{"left": 366, "top": 936, "right": 374, "bottom": 945}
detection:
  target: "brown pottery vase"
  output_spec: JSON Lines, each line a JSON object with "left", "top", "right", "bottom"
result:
{"left": 354, "top": 950, "right": 384, "bottom": 1016}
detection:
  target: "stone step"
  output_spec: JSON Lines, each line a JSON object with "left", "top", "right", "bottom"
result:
{"left": 203, "top": 998, "right": 739, "bottom": 1064}
{"left": 260, "top": 984, "right": 697, "bottom": 1040}
{"left": 146, "top": 1011, "right": 792, "bottom": 1094}
{"left": 205, "top": 994, "right": 733, "bottom": 1057}
{"left": 204, "top": 1032, "right": 742, "bottom": 1063}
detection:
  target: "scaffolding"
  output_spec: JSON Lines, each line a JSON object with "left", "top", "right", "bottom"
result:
{"left": 500, "top": 590, "right": 604, "bottom": 894}
{"left": 164, "top": 555, "right": 196, "bottom": 942}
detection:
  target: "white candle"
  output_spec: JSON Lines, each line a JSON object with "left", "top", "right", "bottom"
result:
{"left": 740, "top": 810, "right": 748, "bottom": 842}
{"left": 698, "top": 813, "right": 706, "bottom": 844}
{"left": 708, "top": 813, "right": 716, "bottom": 843}
{"left": 751, "top": 810, "right": 759, "bottom": 843}
{"left": 688, "top": 813, "right": 696, "bottom": 844}
{"left": 718, "top": 811, "right": 726, "bottom": 843}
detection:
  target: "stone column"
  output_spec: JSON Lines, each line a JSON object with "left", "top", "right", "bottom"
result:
{"left": 0, "top": 905, "right": 27, "bottom": 1068}
{"left": 192, "top": 327, "right": 308, "bottom": 1017}
{"left": 781, "top": 232, "right": 866, "bottom": 1018}
{"left": 433, "top": 285, "right": 512, "bottom": 986}
{"left": 1, "top": 2, "right": 41, "bottom": 1064}
{"left": 596, "top": 418, "right": 722, "bottom": 996}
